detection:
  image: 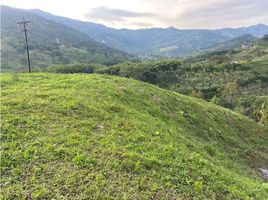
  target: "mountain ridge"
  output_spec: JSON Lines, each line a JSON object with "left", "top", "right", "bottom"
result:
{"left": 30, "top": 8, "right": 268, "bottom": 32}
{"left": 0, "top": 6, "right": 130, "bottom": 71}
{"left": 1, "top": 5, "right": 268, "bottom": 70}
{"left": 29, "top": 8, "right": 268, "bottom": 57}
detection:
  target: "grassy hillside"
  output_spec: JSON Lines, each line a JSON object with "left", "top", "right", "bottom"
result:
{"left": 1, "top": 73, "right": 268, "bottom": 199}
{"left": 64, "top": 36, "right": 266, "bottom": 124}
{"left": 0, "top": 6, "right": 129, "bottom": 72}
{"left": 204, "top": 34, "right": 257, "bottom": 52}
{"left": 190, "top": 35, "right": 268, "bottom": 74}
{"left": 235, "top": 36, "right": 268, "bottom": 75}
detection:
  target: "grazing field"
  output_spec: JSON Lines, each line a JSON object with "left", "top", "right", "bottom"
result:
{"left": 1, "top": 73, "right": 268, "bottom": 199}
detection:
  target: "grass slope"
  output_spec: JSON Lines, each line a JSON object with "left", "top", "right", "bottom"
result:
{"left": 1, "top": 73, "right": 268, "bottom": 199}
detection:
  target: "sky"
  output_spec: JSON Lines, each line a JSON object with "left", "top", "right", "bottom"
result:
{"left": 1, "top": 0, "right": 268, "bottom": 29}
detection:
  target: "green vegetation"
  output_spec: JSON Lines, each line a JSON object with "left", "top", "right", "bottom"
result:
{"left": 45, "top": 36, "right": 267, "bottom": 125}
{"left": 205, "top": 34, "right": 256, "bottom": 52}
{"left": 45, "top": 48, "right": 268, "bottom": 126}
{"left": 1, "top": 5, "right": 267, "bottom": 200}
{"left": 1, "top": 73, "right": 268, "bottom": 199}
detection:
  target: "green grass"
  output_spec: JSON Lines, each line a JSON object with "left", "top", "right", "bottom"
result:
{"left": 245, "top": 55, "right": 268, "bottom": 75}
{"left": 231, "top": 39, "right": 268, "bottom": 74}
{"left": 1, "top": 73, "right": 268, "bottom": 199}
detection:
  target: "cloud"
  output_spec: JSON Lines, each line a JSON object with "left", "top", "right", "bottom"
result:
{"left": 83, "top": 0, "right": 268, "bottom": 29}
{"left": 128, "top": 22, "right": 155, "bottom": 27}
{"left": 179, "top": 0, "right": 268, "bottom": 20}
{"left": 7, "top": 0, "right": 266, "bottom": 29}
{"left": 85, "top": 6, "right": 156, "bottom": 22}
{"left": 159, "top": 0, "right": 268, "bottom": 28}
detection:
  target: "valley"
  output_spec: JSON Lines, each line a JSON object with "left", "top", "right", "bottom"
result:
{"left": 1, "top": 4, "right": 268, "bottom": 200}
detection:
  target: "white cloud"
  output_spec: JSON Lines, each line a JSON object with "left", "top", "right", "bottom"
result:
{"left": 85, "top": 7, "right": 156, "bottom": 22}
{"left": 1, "top": 0, "right": 268, "bottom": 29}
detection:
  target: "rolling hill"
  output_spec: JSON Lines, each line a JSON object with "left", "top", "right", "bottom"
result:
{"left": 193, "top": 35, "right": 268, "bottom": 75}
{"left": 1, "top": 73, "right": 268, "bottom": 199}
{"left": 44, "top": 36, "right": 267, "bottom": 124}
{"left": 30, "top": 8, "right": 268, "bottom": 57}
{"left": 204, "top": 34, "right": 257, "bottom": 52}
{"left": 0, "top": 6, "right": 130, "bottom": 72}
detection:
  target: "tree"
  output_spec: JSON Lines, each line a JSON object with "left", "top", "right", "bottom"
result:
{"left": 151, "top": 60, "right": 181, "bottom": 72}
{"left": 210, "top": 95, "right": 220, "bottom": 105}
{"left": 263, "top": 34, "right": 268, "bottom": 41}
{"left": 254, "top": 102, "right": 268, "bottom": 127}
{"left": 222, "top": 82, "right": 239, "bottom": 106}
{"left": 189, "top": 90, "right": 204, "bottom": 99}
{"left": 209, "top": 55, "right": 229, "bottom": 66}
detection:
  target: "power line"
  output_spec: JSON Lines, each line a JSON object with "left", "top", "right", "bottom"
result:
{"left": 17, "top": 17, "right": 32, "bottom": 73}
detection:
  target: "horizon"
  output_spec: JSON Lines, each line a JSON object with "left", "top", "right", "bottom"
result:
{"left": 1, "top": 0, "right": 268, "bottom": 30}
{"left": 17, "top": 7, "right": 268, "bottom": 31}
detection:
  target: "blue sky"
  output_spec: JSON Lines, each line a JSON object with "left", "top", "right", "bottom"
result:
{"left": 2, "top": 0, "right": 268, "bottom": 29}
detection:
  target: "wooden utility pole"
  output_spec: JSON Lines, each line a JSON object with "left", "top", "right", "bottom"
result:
{"left": 17, "top": 17, "right": 32, "bottom": 73}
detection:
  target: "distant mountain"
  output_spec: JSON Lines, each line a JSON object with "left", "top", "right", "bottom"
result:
{"left": 30, "top": 9, "right": 268, "bottom": 57}
{"left": 203, "top": 34, "right": 257, "bottom": 52}
{"left": 2, "top": 6, "right": 268, "bottom": 71}
{"left": 0, "top": 6, "right": 129, "bottom": 71}
{"left": 215, "top": 24, "right": 268, "bottom": 38}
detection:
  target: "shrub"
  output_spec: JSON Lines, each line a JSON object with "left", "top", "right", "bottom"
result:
{"left": 151, "top": 60, "right": 181, "bottom": 72}
{"left": 46, "top": 64, "right": 103, "bottom": 74}
{"left": 210, "top": 96, "right": 220, "bottom": 105}
{"left": 189, "top": 90, "right": 204, "bottom": 99}
{"left": 254, "top": 101, "right": 268, "bottom": 127}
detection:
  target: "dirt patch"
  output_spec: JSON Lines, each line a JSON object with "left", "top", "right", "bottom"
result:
{"left": 259, "top": 168, "right": 268, "bottom": 179}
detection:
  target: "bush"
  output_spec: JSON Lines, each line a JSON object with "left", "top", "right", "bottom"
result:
{"left": 263, "top": 35, "right": 268, "bottom": 41}
{"left": 96, "top": 65, "right": 121, "bottom": 75}
{"left": 151, "top": 60, "right": 181, "bottom": 72}
{"left": 46, "top": 64, "right": 104, "bottom": 74}
{"left": 210, "top": 96, "right": 220, "bottom": 105}
{"left": 254, "top": 100, "right": 268, "bottom": 126}
{"left": 189, "top": 90, "right": 204, "bottom": 99}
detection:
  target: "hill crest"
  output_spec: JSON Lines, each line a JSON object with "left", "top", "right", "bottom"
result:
{"left": 1, "top": 73, "right": 268, "bottom": 199}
